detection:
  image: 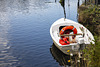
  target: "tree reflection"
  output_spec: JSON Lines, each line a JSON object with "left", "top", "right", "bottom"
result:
{"left": 0, "top": 0, "right": 49, "bottom": 14}
{"left": 55, "top": 0, "right": 56, "bottom": 3}
{"left": 59, "top": 0, "right": 66, "bottom": 19}
{"left": 78, "top": 0, "right": 80, "bottom": 8}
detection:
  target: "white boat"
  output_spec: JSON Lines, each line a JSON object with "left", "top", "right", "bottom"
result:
{"left": 50, "top": 18, "right": 94, "bottom": 55}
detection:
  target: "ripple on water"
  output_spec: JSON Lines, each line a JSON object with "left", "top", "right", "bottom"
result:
{"left": 0, "top": 44, "right": 19, "bottom": 67}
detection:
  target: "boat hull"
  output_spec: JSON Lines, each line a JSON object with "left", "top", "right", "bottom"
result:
{"left": 50, "top": 18, "right": 94, "bottom": 55}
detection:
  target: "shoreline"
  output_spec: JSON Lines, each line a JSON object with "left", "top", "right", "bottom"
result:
{"left": 78, "top": 4, "right": 100, "bottom": 67}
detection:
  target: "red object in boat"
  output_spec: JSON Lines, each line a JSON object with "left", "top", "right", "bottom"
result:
{"left": 59, "top": 37, "right": 70, "bottom": 45}
{"left": 60, "top": 26, "right": 77, "bottom": 39}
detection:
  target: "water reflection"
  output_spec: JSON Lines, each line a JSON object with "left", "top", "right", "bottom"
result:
{"left": 59, "top": 0, "right": 66, "bottom": 18}
{"left": 50, "top": 44, "right": 86, "bottom": 67}
{"left": 50, "top": 44, "right": 71, "bottom": 66}
{"left": 59, "top": 0, "right": 84, "bottom": 21}
{"left": 0, "top": 0, "right": 23, "bottom": 66}
{"left": 0, "top": 9, "right": 19, "bottom": 67}
{"left": 77, "top": 0, "right": 80, "bottom": 8}
{"left": 55, "top": 0, "right": 56, "bottom": 3}
{"left": 0, "top": 0, "right": 51, "bottom": 16}
{"left": 0, "top": 0, "right": 85, "bottom": 67}
{"left": 0, "top": 0, "right": 29, "bottom": 14}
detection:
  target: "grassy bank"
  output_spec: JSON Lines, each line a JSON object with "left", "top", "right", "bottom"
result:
{"left": 78, "top": 5, "right": 100, "bottom": 35}
{"left": 78, "top": 5, "right": 100, "bottom": 67}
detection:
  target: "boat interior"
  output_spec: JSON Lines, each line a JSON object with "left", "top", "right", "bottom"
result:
{"left": 51, "top": 18, "right": 94, "bottom": 46}
{"left": 59, "top": 26, "right": 84, "bottom": 45}
{"left": 52, "top": 24, "right": 85, "bottom": 46}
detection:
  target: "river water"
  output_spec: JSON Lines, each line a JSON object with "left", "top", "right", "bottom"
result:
{"left": 0, "top": 0, "right": 84, "bottom": 67}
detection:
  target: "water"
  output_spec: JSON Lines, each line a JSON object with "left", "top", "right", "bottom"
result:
{"left": 0, "top": 0, "right": 84, "bottom": 67}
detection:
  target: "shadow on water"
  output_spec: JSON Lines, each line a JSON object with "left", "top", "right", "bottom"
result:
{"left": 50, "top": 43, "right": 87, "bottom": 67}
{"left": 50, "top": 44, "right": 71, "bottom": 67}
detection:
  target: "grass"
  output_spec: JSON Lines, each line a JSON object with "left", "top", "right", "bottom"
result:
{"left": 78, "top": 5, "right": 100, "bottom": 67}
{"left": 78, "top": 5, "right": 100, "bottom": 36}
